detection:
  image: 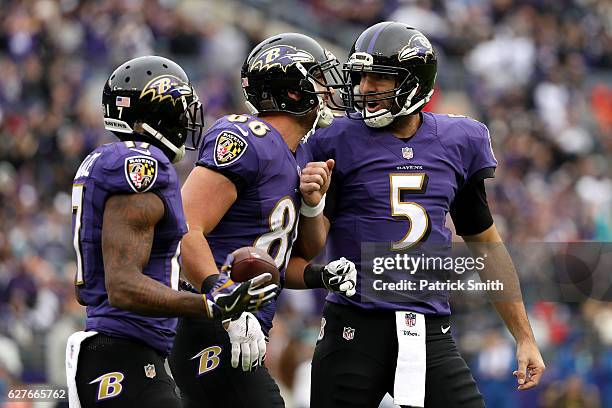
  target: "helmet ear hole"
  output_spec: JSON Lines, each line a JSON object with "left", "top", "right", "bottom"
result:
{"left": 287, "top": 90, "right": 302, "bottom": 102}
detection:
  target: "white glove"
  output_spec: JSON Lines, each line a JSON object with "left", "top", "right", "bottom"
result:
{"left": 225, "top": 312, "right": 266, "bottom": 371}
{"left": 324, "top": 257, "right": 357, "bottom": 297}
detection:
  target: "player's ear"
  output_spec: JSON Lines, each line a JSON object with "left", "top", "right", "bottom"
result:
{"left": 287, "top": 90, "right": 302, "bottom": 101}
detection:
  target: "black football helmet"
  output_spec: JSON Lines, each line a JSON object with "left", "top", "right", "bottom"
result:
{"left": 241, "top": 33, "right": 345, "bottom": 129}
{"left": 102, "top": 56, "right": 204, "bottom": 162}
{"left": 344, "top": 22, "right": 437, "bottom": 128}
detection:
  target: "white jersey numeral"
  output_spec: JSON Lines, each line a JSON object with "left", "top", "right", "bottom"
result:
{"left": 253, "top": 196, "right": 298, "bottom": 270}
{"left": 170, "top": 242, "right": 181, "bottom": 290}
{"left": 389, "top": 174, "right": 429, "bottom": 250}
{"left": 71, "top": 184, "right": 85, "bottom": 284}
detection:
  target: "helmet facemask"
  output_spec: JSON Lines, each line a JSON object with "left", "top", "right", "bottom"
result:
{"left": 299, "top": 59, "right": 347, "bottom": 141}
{"left": 341, "top": 23, "right": 438, "bottom": 128}
{"left": 138, "top": 92, "right": 204, "bottom": 163}
{"left": 344, "top": 55, "right": 434, "bottom": 128}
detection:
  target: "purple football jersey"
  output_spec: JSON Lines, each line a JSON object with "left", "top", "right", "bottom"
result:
{"left": 306, "top": 112, "right": 497, "bottom": 314}
{"left": 72, "top": 140, "right": 186, "bottom": 355}
{"left": 196, "top": 114, "right": 310, "bottom": 333}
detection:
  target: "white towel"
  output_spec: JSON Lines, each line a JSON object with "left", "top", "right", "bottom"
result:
{"left": 393, "top": 311, "right": 426, "bottom": 407}
{"left": 66, "top": 331, "right": 98, "bottom": 408}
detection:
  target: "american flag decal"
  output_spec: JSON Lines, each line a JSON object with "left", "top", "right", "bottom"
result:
{"left": 116, "top": 96, "right": 131, "bottom": 107}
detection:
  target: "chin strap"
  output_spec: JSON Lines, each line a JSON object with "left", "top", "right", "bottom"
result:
{"left": 302, "top": 97, "right": 334, "bottom": 143}
{"left": 245, "top": 100, "right": 259, "bottom": 116}
{"left": 302, "top": 99, "right": 334, "bottom": 143}
{"left": 141, "top": 123, "right": 185, "bottom": 163}
{"left": 362, "top": 86, "right": 434, "bottom": 128}
{"left": 302, "top": 70, "right": 335, "bottom": 143}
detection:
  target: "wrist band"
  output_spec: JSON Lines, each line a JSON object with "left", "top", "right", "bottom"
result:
{"left": 304, "top": 264, "right": 325, "bottom": 289}
{"left": 300, "top": 194, "right": 326, "bottom": 217}
{"left": 201, "top": 274, "right": 220, "bottom": 294}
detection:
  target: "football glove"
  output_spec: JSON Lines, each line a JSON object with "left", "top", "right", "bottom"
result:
{"left": 204, "top": 273, "right": 278, "bottom": 320}
{"left": 225, "top": 312, "right": 266, "bottom": 371}
{"left": 304, "top": 257, "right": 357, "bottom": 297}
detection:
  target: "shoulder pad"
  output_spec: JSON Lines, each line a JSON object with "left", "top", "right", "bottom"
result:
{"left": 97, "top": 141, "right": 171, "bottom": 193}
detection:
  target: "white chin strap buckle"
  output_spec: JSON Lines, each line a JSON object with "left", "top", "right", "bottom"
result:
{"left": 317, "top": 105, "right": 334, "bottom": 128}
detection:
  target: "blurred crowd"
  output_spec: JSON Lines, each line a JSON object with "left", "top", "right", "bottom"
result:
{"left": 0, "top": 0, "right": 610, "bottom": 407}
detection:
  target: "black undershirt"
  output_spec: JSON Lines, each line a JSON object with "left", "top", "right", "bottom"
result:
{"left": 449, "top": 167, "right": 495, "bottom": 236}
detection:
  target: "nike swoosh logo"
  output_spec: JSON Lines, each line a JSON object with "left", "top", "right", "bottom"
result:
{"left": 441, "top": 325, "right": 451, "bottom": 334}
{"left": 233, "top": 124, "right": 249, "bottom": 137}
{"left": 130, "top": 148, "right": 151, "bottom": 155}
{"left": 223, "top": 296, "right": 241, "bottom": 313}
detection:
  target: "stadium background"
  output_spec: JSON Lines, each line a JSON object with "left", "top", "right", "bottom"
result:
{"left": 0, "top": 0, "right": 610, "bottom": 406}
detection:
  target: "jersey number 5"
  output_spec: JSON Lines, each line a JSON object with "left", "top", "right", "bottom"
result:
{"left": 389, "top": 173, "right": 429, "bottom": 250}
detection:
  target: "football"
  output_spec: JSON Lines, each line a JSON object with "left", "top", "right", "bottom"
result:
{"left": 228, "top": 246, "right": 280, "bottom": 285}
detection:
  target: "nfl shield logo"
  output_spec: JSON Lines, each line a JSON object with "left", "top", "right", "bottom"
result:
{"left": 402, "top": 147, "right": 413, "bottom": 160}
{"left": 342, "top": 327, "right": 355, "bottom": 341}
{"left": 144, "top": 364, "right": 156, "bottom": 379}
{"left": 405, "top": 313, "right": 416, "bottom": 327}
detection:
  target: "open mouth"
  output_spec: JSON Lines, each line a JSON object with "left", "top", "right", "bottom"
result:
{"left": 366, "top": 101, "right": 381, "bottom": 113}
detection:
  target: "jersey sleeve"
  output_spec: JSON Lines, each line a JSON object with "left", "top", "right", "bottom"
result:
{"left": 451, "top": 121, "right": 497, "bottom": 235}
{"left": 196, "top": 120, "right": 259, "bottom": 190}
{"left": 96, "top": 143, "right": 171, "bottom": 194}
{"left": 466, "top": 122, "right": 497, "bottom": 183}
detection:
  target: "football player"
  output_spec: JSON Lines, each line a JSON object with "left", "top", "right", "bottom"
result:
{"left": 168, "top": 33, "right": 356, "bottom": 407}
{"left": 66, "top": 56, "right": 278, "bottom": 408}
{"left": 303, "top": 22, "right": 546, "bottom": 407}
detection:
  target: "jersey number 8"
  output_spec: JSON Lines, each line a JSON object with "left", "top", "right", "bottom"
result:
{"left": 253, "top": 197, "right": 298, "bottom": 271}
{"left": 227, "top": 114, "right": 270, "bottom": 137}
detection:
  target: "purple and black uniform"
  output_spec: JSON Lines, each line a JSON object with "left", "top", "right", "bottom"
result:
{"left": 169, "top": 114, "right": 309, "bottom": 408}
{"left": 71, "top": 140, "right": 186, "bottom": 408}
{"left": 307, "top": 112, "right": 497, "bottom": 314}
{"left": 72, "top": 141, "right": 186, "bottom": 355}
{"left": 195, "top": 114, "right": 309, "bottom": 333}
{"left": 307, "top": 113, "right": 496, "bottom": 408}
